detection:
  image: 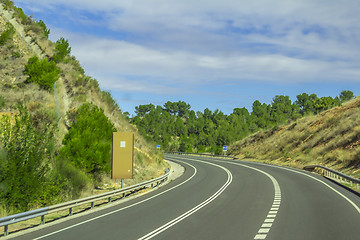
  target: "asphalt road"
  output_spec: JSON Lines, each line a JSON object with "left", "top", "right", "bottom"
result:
{"left": 9, "top": 154, "right": 360, "bottom": 240}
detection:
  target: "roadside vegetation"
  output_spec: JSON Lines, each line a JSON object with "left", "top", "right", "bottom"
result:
{"left": 132, "top": 91, "right": 354, "bottom": 154}
{"left": 0, "top": 22, "right": 14, "bottom": 46}
{"left": 0, "top": 105, "right": 59, "bottom": 212}
{"left": 24, "top": 56, "right": 61, "bottom": 90}
{"left": 0, "top": 1, "right": 167, "bottom": 217}
{"left": 228, "top": 97, "right": 360, "bottom": 179}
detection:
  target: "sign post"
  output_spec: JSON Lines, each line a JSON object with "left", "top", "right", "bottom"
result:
{"left": 112, "top": 132, "right": 134, "bottom": 179}
{"left": 223, "top": 145, "right": 227, "bottom": 155}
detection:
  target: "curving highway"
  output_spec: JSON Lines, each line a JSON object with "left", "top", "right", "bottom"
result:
{"left": 9, "top": 154, "right": 360, "bottom": 240}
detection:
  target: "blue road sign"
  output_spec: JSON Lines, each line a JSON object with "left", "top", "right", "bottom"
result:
{"left": 223, "top": 146, "right": 227, "bottom": 151}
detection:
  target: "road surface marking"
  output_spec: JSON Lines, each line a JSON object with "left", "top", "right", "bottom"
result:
{"left": 264, "top": 219, "right": 275, "bottom": 223}
{"left": 262, "top": 223, "right": 272, "bottom": 228}
{"left": 138, "top": 158, "right": 233, "bottom": 240}
{"left": 254, "top": 234, "right": 266, "bottom": 239}
{"left": 258, "top": 228, "right": 270, "bottom": 233}
{"left": 213, "top": 160, "right": 281, "bottom": 240}
{"left": 248, "top": 161, "right": 360, "bottom": 214}
{"left": 34, "top": 160, "right": 198, "bottom": 240}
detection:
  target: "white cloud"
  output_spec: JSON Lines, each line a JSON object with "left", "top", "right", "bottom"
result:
{"left": 15, "top": 0, "right": 360, "bottom": 91}
{"left": 54, "top": 29, "right": 360, "bottom": 97}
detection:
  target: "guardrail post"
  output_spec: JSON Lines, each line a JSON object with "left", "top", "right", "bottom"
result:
{"left": 4, "top": 225, "right": 8, "bottom": 236}
{"left": 41, "top": 215, "right": 45, "bottom": 225}
{"left": 108, "top": 197, "right": 111, "bottom": 203}
{"left": 69, "top": 208, "right": 72, "bottom": 216}
{"left": 91, "top": 202, "right": 94, "bottom": 209}
{"left": 121, "top": 179, "right": 125, "bottom": 198}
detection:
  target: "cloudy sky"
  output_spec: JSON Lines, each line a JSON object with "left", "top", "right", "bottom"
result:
{"left": 14, "top": 0, "right": 360, "bottom": 115}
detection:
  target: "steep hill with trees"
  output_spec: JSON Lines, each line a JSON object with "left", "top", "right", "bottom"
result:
{"left": 0, "top": 1, "right": 167, "bottom": 216}
{"left": 228, "top": 97, "right": 360, "bottom": 179}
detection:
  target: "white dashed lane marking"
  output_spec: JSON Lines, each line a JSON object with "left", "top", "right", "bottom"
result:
{"left": 254, "top": 173, "right": 281, "bottom": 239}
{"left": 214, "top": 160, "right": 281, "bottom": 240}
{"left": 254, "top": 177, "right": 281, "bottom": 239}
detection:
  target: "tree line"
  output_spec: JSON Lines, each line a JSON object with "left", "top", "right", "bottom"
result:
{"left": 131, "top": 90, "right": 355, "bottom": 154}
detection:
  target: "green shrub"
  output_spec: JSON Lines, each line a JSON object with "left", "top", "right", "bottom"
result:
{"left": 53, "top": 158, "right": 90, "bottom": 199}
{"left": 0, "top": 23, "right": 15, "bottom": 46}
{"left": 37, "top": 20, "right": 50, "bottom": 38}
{"left": 339, "top": 90, "right": 354, "bottom": 102}
{"left": 12, "top": 6, "right": 30, "bottom": 25}
{"left": 53, "top": 37, "right": 71, "bottom": 63}
{"left": 2, "top": 0, "right": 14, "bottom": 10}
{"left": 0, "top": 104, "right": 55, "bottom": 212}
{"left": 58, "top": 103, "right": 116, "bottom": 179}
{"left": 25, "top": 56, "right": 61, "bottom": 90}
{"left": 11, "top": 51, "right": 21, "bottom": 58}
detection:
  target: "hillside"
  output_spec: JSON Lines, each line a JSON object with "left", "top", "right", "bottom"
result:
{"left": 228, "top": 97, "right": 360, "bottom": 179}
{"left": 0, "top": 1, "right": 167, "bottom": 215}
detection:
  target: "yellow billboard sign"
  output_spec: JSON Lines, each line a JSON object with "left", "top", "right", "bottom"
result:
{"left": 112, "top": 132, "right": 134, "bottom": 179}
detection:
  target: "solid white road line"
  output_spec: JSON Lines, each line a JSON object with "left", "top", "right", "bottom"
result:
{"left": 138, "top": 159, "right": 233, "bottom": 240}
{"left": 34, "top": 160, "right": 198, "bottom": 240}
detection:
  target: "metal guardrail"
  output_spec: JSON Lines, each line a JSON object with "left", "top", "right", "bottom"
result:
{"left": 304, "top": 165, "right": 360, "bottom": 189}
{"left": 169, "top": 153, "right": 360, "bottom": 190}
{"left": 166, "top": 152, "right": 237, "bottom": 160}
{"left": 0, "top": 169, "right": 170, "bottom": 236}
{"left": 168, "top": 153, "right": 360, "bottom": 189}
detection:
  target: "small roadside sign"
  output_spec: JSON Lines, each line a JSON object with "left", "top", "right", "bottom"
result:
{"left": 223, "top": 146, "right": 227, "bottom": 151}
{"left": 156, "top": 145, "right": 161, "bottom": 149}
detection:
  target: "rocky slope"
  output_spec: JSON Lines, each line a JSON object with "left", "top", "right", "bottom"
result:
{"left": 0, "top": 1, "right": 167, "bottom": 199}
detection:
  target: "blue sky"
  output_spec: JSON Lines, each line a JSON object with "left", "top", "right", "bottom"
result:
{"left": 13, "top": 0, "right": 360, "bottom": 115}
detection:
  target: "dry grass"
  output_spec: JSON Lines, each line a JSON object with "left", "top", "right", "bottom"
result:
{"left": 229, "top": 97, "right": 360, "bottom": 179}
